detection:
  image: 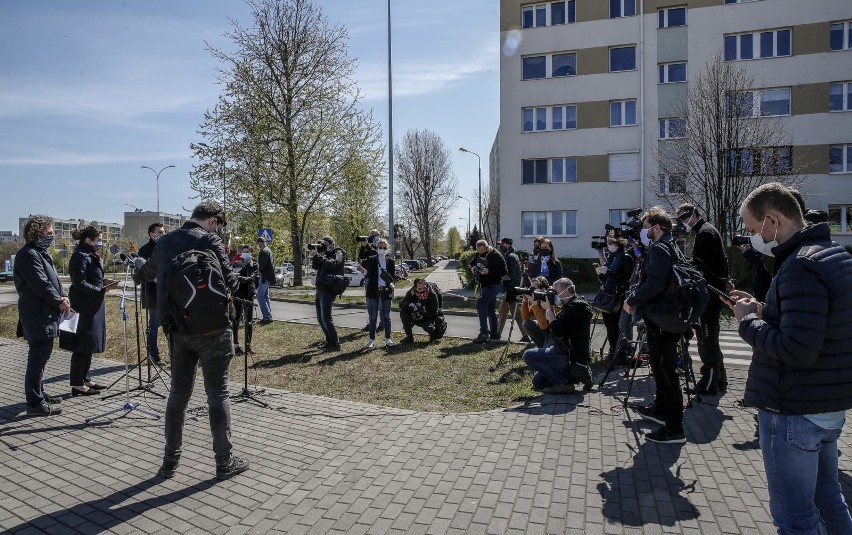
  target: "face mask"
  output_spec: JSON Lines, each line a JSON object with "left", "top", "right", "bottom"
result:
{"left": 35, "top": 234, "right": 54, "bottom": 251}
{"left": 372, "top": 236, "right": 380, "bottom": 245}
{"left": 640, "top": 228, "right": 651, "bottom": 247}
{"left": 499, "top": 245, "right": 509, "bottom": 254}
{"left": 683, "top": 223, "right": 693, "bottom": 233}
{"left": 749, "top": 216, "right": 779, "bottom": 257}
{"left": 377, "top": 248, "right": 388, "bottom": 257}
{"left": 95, "top": 240, "right": 103, "bottom": 248}
{"left": 607, "top": 244, "right": 618, "bottom": 253}
{"left": 152, "top": 233, "right": 163, "bottom": 242}
{"left": 540, "top": 249, "right": 551, "bottom": 256}
{"left": 415, "top": 288, "right": 429, "bottom": 299}
{"left": 241, "top": 253, "right": 251, "bottom": 260}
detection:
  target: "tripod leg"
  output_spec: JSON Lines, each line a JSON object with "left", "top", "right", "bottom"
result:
{"left": 622, "top": 330, "right": 647, "bottom": 409}
{"left": 598, "top": 334, "right": 625, "bottom": 388}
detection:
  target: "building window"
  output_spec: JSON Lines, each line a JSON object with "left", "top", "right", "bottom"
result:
{"left": 551, "top": 158, "right": 578, "bottom": 183}
{"left": 522, "top": 1, "right": 574, "bottom": 28}
{"left": 609, "top": 46, "right": 637, "bottom": 72}
{"left": 522, "top": 55, "right": 547, "bottom": 79}
{"left": 726, "top": 147, "right": 792, "bottom": 176}
{"left": 550, "top": 211, "right": 578, "bottom": 236}
{"left": 522, "top": 159, "right": 549, "bottom": 183}
{"left": 522, "top": 105, "right": 577, "bottom": 132}
{"left": 830, "top": 145, "right": 852, "bottom": 173}
{"left": 522, "top": 107, "right": 548, "bottom": 132}
{"left": 658, "top": 62, "right": 687, "bottom": 83}
{"left": 830, "top": 82, "right": 852, "bottom": 112}
{"left": 828, "top": 205, "right": 852, "bottom": 234}
{"left": 609, "top": 0, "right": 636, "bottom": 18}
{"left": 610, "top": 100, "right": 637, "bottom": 127}
{"left": 659, "top": 174, "right": 687, "bottom": 195}
{"left": 609, "top": 152, "right": 639, "bottom": 181}
{"left": 659, "top": 118, "right": 686, "bottom": 140}
{"left": 658, "top": 7, "right": 686, "bottom": 28}
{"left": 552, "top": 53, "right": 577, "bottom": 77}
{"left": 726, "top": 88, "right": 791, "bottom": 117}
{"left": 830, "top": 21, "right": 852, "bottom": 51}
{"left": 522, "top": 212, "right": 548, "bottom": 236}
{"left": 609, "top": 209, "right": 630, "bottom": 228}
{"left": 552, "top": 105, "right": 577, "bottom": 130}
{"left": 724, "top": 29, "right": 791, "bottom": 61}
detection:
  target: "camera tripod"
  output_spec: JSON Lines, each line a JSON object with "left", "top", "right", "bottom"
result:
{"left": 229, "top": 295, "right": 268, "bottom": 408}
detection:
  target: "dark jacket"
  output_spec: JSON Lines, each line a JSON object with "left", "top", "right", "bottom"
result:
{"left": 548, "top": 296, "right": 593, "bottom": 364}
{"left": 136, "top": 222, "right": 238, "bottom": 333}
{"left": 502, "top": 249, "right": 522, "bottom": 287}
{"left": 469, "top": 247, "right": 508, "bottom": 287}
{"left": 400, "top": 286, "right": 440, "bottom": 322}
{"left": 138, "top": 238, "right": 158, "bottom": 309}
{"left": 743, "top": 247, "right": 771, "bottom": 302}
{"left": 362, "top": 256, "right": 396, "bottom": 299}
{"left": 257, "top": 246, "right": 274, "bottom": 284}
{"left": 312, "top": 247, "right": 346, "bottom": 290}
{"left": 625, "top": 233, "right": 674, "bottom": 321}
{"left": 59, "top": 244, "right": 106, "bottom": 354}
{"left": 690, "top": 219, "right": 729, "bottom": 308}
{"left": 740, "top": 223, "right": 852, "bottom": 415}
{"left": 528, "top": 255, "right": 563, "bottom": 284}
{"left": 233, "top": 259, "right": 258, "bottom": 300}
{"left": 599, "top": 247, "right": 634, "bottom": 297}
{"left": 13, "top": 244, "right": 65, "bottom": 341}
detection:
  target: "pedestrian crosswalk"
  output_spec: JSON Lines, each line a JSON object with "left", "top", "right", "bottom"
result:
{"left": 687, "top": 330, "right": 754, "bottom": 368}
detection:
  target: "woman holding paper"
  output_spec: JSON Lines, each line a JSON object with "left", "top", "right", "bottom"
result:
{"left": 59, "top": 226, "right": 113, "bottom": 396}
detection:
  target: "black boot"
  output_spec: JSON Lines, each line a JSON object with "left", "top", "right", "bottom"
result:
{"left": 696, "top": 367, "right": 719, "bottom": 395}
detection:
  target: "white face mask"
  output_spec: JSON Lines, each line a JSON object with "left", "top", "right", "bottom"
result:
{"left": 607, "top": 244, "right": 618, "bottom": 253}
{"left": 683, "top": 222, "right": 693, "bottom": 233}
{"left": 749, "top": 216, "right": 779, "bottom": 257}
{"left": 640, "top": 228, "right": 652, "bottom": 247}
{"left": 241, "top": 252, "right": 251, "bottom": 260}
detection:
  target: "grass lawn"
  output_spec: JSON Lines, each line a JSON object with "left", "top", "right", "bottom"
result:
{"left": 0, "top": 298, "right": 538, "bottom": 413}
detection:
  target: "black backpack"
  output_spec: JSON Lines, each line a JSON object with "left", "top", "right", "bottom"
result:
{"left": 167, "top": 249, "right": 230, "bottom": 335}
{"left": 429, "top": 282, "right": 443, "bottom": 308}
{"left": 645, "top": 240, "right": 709, "bottom": 334}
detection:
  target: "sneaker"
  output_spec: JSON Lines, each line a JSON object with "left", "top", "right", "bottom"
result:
{"left": 472, "top": 333, "right": 489, "bottom": 344}
{"left": 541, "top": 383, "right": 576, "bottom": 395}
{"left": 216, "top": 456, "right": 250, "bottom": 480}
{"left": 696, "top": 372, "right": 719, "bottom": 395}
{"left": 645, "top": 427, "right": 686, "bottom": 444}
{"left": 26, "top": 403, "right": 61, "bottom": 417}
{"left": 634, "top": 405, "right": 666, "bottom": 425}
{"left": 385, "top": 339, "right": 395, "bottom": 347}
{"left": 488, "top": 336, "right": 504, "bottom": 343}
{"left": 399, "top": 335, "right": 414, "bottom": 345}
{"left": 258, "top": 319, "right": 273, "bottom": 326}
{"left": 44, "top": 393, "right": 62, "bottom": 404}
{"left": 158, "top": 458, "right": 180, "bottom": 479}
{"left": 324, "top": 344, "right": 341, "bottom": 353}
{"left": 366, "top": 339, "right": 375, "bottom": 349}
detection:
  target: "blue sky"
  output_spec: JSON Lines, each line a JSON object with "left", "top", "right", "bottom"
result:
{"left": 0, "top": 0, "right": 498, "bottom": 236}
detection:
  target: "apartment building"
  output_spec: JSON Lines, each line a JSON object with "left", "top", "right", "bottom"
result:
{"left": 18, "top": 217, "right": 123, "bottom": 245}
{"left": 124, "top": 211, "right": 186, "bottom": 248}
{"left": 496, "top": 0, "right": 852, "bottom": 257}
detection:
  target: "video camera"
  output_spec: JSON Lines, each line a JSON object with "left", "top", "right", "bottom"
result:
{"left": 307, "top": 242, "right": 327, "bottom": 253}
{"left": 355, "top": 235, "right": 370, "bottom": 243}
{"left": 732, "top": 235, "right": 750, "bottom": 246}
{"left": 511, "top": 286, "right": 558, "bottom": 305}
{"left": 409, "top": 302, "right": 426, "bottom": 321}
{"left": 119, "top": 252, "right": 140, "bottom": 268}
{"left": 591, "top": 208, "right": 643, "bottom": 249}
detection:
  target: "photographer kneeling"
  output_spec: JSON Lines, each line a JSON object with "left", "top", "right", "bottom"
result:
{"left": 399, "top": 278, "right": 446, "bottom": 344}
{"left": 519, "top": 276, "right": 552, "bottom": 348}
{"left": 522, "top": 278, "right": 593, "bottom": 394}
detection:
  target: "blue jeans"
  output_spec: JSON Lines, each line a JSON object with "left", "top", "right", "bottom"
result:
{"left": 315, "top": 289, "right": 338, "bottom": 345}
{"left": 147, "top": 308, "right": 161, "bottom": 360}
{"left": 367, "top": 295, "right": 392, "bottom": 339}
{"left": 477, "top": 283, "right": 501, "bottom": 337}
{"left": 25, "top": 339, "right": 53, "bottom": 407}
{"left": 257, "top": 280, "right": 272, "bottom": 321}
{"left": 164, "top": 330, "right": 234, "bottom": 465}
{"left": 523, "top": 346, "right": 569, "bottom": 388}
{"left": 758, "top": 411, "right": 852, "bottom": 534}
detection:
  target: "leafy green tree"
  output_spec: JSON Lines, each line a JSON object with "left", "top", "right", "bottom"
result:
{"left": 445, "top": 226, "right": 462, "bottom": 255}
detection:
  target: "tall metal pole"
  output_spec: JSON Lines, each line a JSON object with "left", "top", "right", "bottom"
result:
{"left": 140, "top": 165, "right": 175, "bottom": 215}
{"left": 459, "top": 148, "right": 482, "bottom": 236}
{"left": 457, "top": 195, "right": 470, "bottom": 240}
{"left": 387, "top": 0, "right": 395, "bottom": 252}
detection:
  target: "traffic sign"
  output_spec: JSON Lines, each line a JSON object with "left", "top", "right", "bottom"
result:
{"left": 109, "top": 245, "right": 120, "bottom": 255}
{"left": 258, "top": 228, "right": 273, "bottom": 242}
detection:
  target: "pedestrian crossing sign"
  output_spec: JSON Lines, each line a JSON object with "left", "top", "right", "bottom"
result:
{"left": 258, "top": 228, "right": 273, "bottom": 243}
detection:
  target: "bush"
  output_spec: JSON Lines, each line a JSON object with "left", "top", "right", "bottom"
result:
{"left": 559, "top": 257, "right": 598, "bottom": 287}
{"left": 458, "top": 250, "right": 477, "bottom": 289}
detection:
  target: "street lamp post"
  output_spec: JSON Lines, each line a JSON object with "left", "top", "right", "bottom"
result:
{"left": 140, "top": 165, "right": 175, "bottom": 215}
{"left": 387, "top": 0, "right": 395, "bottom": 251}
{"left": 457, "top": 195, "right": 470, "bottom": 240}
{"left": 458, "top": 147, "right": 482, "bottom": 235}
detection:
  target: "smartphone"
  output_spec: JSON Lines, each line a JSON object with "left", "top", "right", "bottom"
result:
{"left": 707, "top": 284, "right": 735, "bottom": 305}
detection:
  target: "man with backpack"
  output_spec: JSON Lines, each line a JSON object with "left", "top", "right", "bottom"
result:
{"left": 134, "top": 201, "right": 250, "bottom": 480}
{"left": 310, "top": 236, "right": 346, "bottom": 352}
{"left": 624, "top": 207, "right": 688, "bottom": 444}
{"left": 399, "top": 278, "right": 446, "bottom": 344}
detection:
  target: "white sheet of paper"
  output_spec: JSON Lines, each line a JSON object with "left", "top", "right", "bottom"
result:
{"left": 59, "top": 311, "right": 79, "bottom": 333}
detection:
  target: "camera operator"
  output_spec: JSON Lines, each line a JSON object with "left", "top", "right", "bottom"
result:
{"left": 469, "top": 239, "right": 508, "bottom": 344}
{"left": 624, "top": 207, "right": 685, "bottom": 444}
{"left": 138, "top": 223, "right": 166, "bottom": 365}
{"left": 595, "top": 233, "right": 634, "bottom": 362}
{"left": 519, "top": 276, "right": 551, "bottom": 348}
{"left": 310, "top": 236, "right": 346, "bottom": 352}
{"left": 496, "top": 238, "right": 528, "bottom": 341}
{"left": 231, "top": 245, "right": 258, "bottom": 356}
{"left": 522, "top": 278, "right": 593, "bottom": 394}
{"left": 255, "top": 237, "right": 274, "bottom": 325}
{"left": 399, "top": 278, "right": 445, "bottom": 344}
{"left": 528, "top": 238, "right": 562, "bottom": 284}
{"left": 133, "top": 201, "right": 249, "bottom": 480}
{"left": 676, "top": 204, "right": 729, "bottom": 395}
{"left": 357, "top": 229, "right": 382, "bottom": 260}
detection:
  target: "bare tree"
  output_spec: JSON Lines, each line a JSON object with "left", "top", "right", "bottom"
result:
{"left": 654, "top": 52, "right": 805, "bottom": 241}
{"left": 395, "top": 129, "right": 457, "bottom": 267}
{"left": 203, "top": 0, "right": 382, "bottom": 285}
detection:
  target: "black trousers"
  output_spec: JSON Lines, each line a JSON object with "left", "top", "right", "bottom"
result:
{"left": 695, "top": 301, "right": 724, "bottom": 380}
{"left": 70, "top": 351, "right": 93, "bottom": 387}
{"left": 646, "top": 323, "right": 683, "bottom": 433}
{"left": 400, "top": 309, "right": 438, "bottom": 337}
{"left": 231, "top": 299, "right": 253, "bottom": 347}
{"left": 602, "top": 311, "right": 621, "bottom": 359}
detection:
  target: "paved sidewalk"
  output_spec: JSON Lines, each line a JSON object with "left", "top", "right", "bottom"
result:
{"left": 1, "top": 336, "right": 851, "bottom": 534}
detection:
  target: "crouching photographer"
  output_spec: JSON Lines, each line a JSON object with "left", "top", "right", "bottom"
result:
{"left": 522, "top": 278, "right": 593, "bottom": 394}
{"left": 399, "top": 278, "right": 446, "bottom": 344}
{"left": 517, "top": 276, "right": 552, "bottom": 348}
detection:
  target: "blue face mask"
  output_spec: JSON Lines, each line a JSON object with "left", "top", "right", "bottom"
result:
{"left": 35, "top": 234, "right": 54, "bottom": 251}
{"left": 95, "top": 240, "right": 103, "bottom": 248}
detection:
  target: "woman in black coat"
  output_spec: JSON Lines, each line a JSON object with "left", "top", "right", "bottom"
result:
{"left": 14, "top": 215, "right": 69, "bottom": 416}
{"left": 59, "top": 226, "right": 111, "bottom": 396}
{"left": 362, "top": 239, "right": 396, "bottom": 348}
{"left": 528, "top": 238, "right": 563, "bottom": 284}
{"left": 595, "top": 235, "right": 634, "bottom": 361}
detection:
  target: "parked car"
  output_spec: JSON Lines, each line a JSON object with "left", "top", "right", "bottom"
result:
{"left": 280, "top": 262, "right": 294, "bottom": 273}
{"left": 395, "top": 263, "right": 410, "bottom": 279}
{"left": 400, "top": 260, "right": 421, "bottom": 271}
{"left": 274, "top": 266, "right": 292, "bottom": 287}
{"left": 310, "top": 265, "right": 366, "bottom": 287}
{"left": 0, "top": 270, "right": 12, "bottom": 283}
